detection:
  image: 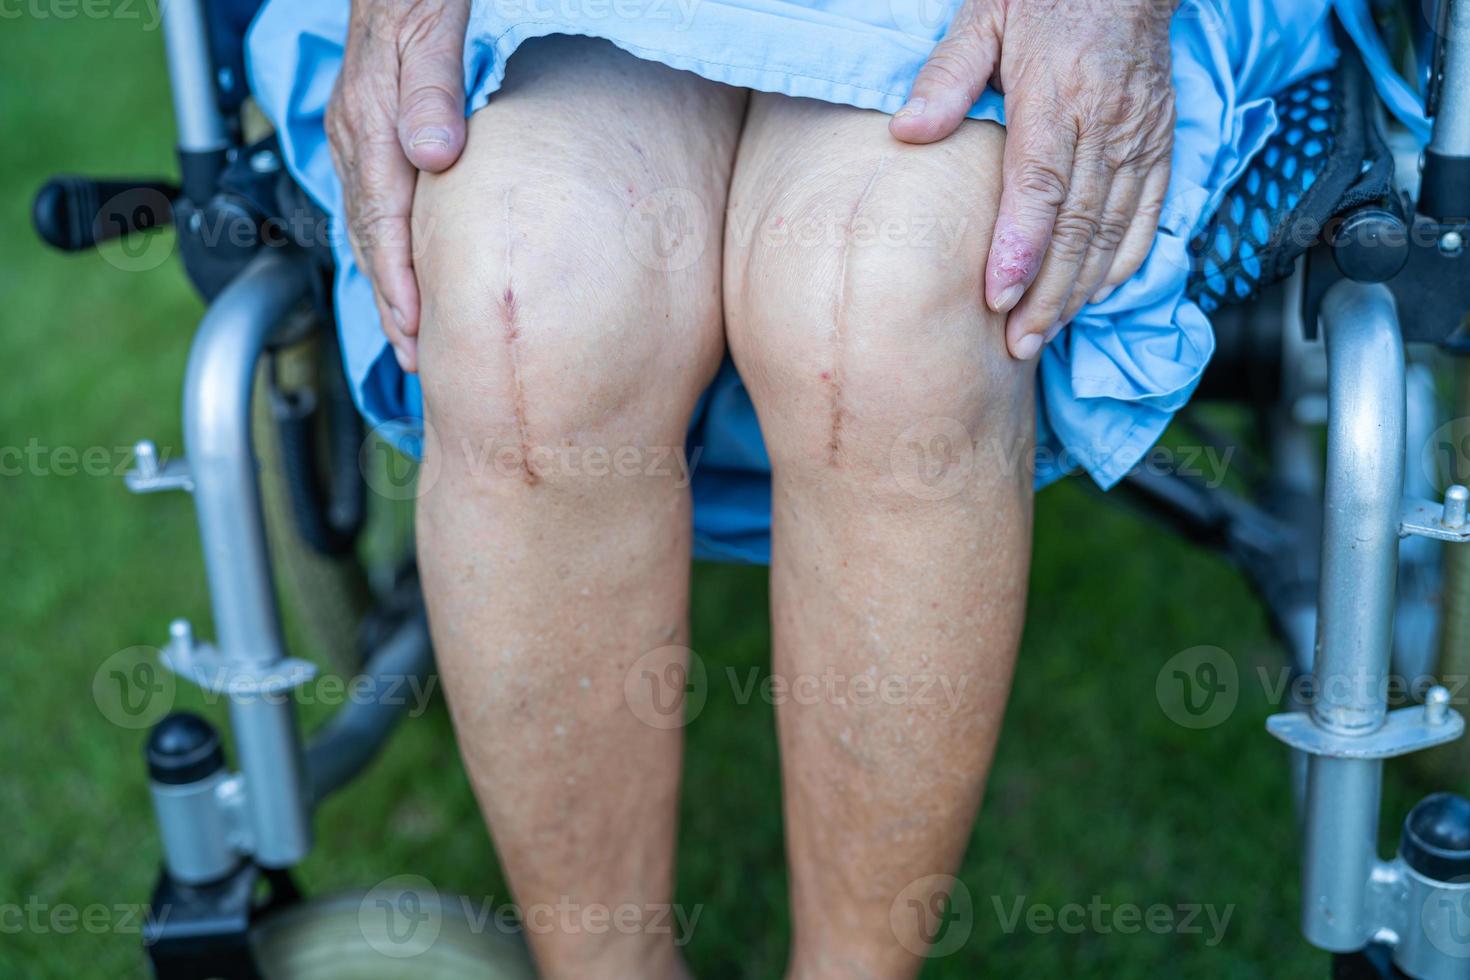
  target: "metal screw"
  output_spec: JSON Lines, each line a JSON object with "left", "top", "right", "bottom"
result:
{"left": 1427, "top": 685, "right": 1451, "bottom": 725}
{"left": 249, "top": 150, "right": 280, "bottom": 175}
{"left": 1445, "top": 485, "right": 1469, "bottom": 529}
{"left": 1441, "top": 230, "right": 1465, "bottom": 256}
{"left": 133, "top": 440, "right": 159, "bottom": 479}
{"left": 168, "top": 618, "right": 194, "bottom": 653}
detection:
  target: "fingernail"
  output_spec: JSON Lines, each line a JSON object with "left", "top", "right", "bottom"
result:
{"left": 993, "top": 283, "right": 1024, "bottom": 314}
{"left": 393, "top": 345, "right": 411, "bottom": 372}
{"left": 1043, "top": 321, "right": 1065, "bottom": 344}
{"left": 1013, "top": 332, "right": 1044, "bottom": 360}
{"left": 894, "top": 97, "right": 927, "bottom": 120}
{"left": 1091, "top": 282, "right": 1118, "bottom": 305}
{"left": 389, "top": 305, "right": 408, "bottom": 332}
{"left": 410, "top": 127, "right": 451, "bottom": 149}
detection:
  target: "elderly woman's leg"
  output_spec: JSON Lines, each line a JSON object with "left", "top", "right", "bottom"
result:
{"left": 725, "top": 95, "right": 1034, "bottom": 980}
{"left": 412, "top": 37, "right": 744, "bottom": 980}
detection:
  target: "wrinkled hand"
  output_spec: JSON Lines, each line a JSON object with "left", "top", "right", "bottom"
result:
{"left": 326, "top": 0, "right": 470, "bottom": 373}
{"left": 891, "top": 0, "right": 1176, "bottom": 359}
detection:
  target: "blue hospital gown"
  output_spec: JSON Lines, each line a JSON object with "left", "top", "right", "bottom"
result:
{"left": 244, "top": 0, "right": 1424, "bottom": 563}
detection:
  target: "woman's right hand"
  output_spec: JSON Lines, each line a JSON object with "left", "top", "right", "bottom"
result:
{"left": 325, "top": 0, "right": 471, "bottom": 373}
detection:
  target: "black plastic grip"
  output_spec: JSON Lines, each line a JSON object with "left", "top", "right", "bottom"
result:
{"left": 1419, "top": 149, "right": 1470, "bottom": 222}
{"left": 32, "top": 176, "right": 178, "bottom": 253}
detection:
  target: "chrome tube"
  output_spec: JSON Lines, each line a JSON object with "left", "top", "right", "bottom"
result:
{"left": 183, "top": 251, "right": 313, "bottom": 866}
{"left": 305, "top": 614, "right": 433, "bottom": 806}
{"left": 1300, "top": 281, "right": 1406, "bottom": 951}
{"left": 1431, "top": 0, "right": 1470, "bottom": 159}
{"left": 159, "top": 0, "right": 227, "bottom": 153}
{"left": 149, "top": 772, "right": 236, "bottom": 884}
{"left": 1311, "top": 281, "right": 1406, "bottom": 737}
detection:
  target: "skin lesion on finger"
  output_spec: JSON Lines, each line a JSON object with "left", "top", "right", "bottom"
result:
{"left": 989, "top": 227, "right": 1039, "bottom": 282}
{"left": 987, "top": 233, "right": 1042, "bottom": 314}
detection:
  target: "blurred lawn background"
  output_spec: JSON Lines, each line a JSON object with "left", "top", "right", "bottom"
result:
{"left": 0, "top": 8, "right": 1447, "bottom": 980}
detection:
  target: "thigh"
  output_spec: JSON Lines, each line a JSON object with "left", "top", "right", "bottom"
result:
{"left": 413, "top": 35, "right": 748, "bottom": 452}
{"left": 723, "top": 93, "right": 1029, "bottom": 478}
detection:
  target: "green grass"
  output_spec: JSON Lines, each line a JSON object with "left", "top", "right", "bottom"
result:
{"left": 0, "top": 11, "right": 1445, "bottom": 979}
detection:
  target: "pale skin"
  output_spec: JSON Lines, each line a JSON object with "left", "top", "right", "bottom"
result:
{"left": 325, "top": 2, "right": 1175, "bottom": 976}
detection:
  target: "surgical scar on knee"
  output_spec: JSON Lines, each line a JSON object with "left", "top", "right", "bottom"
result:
{"left": 828, "top": 157, "right": 889, "bottom": 466}
{"left": 499, "top": 190, "right": 538, "bottom": 486}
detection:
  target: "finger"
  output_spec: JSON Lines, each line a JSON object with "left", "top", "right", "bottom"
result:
{"left": 397, "top": 1, "right": 471, "bottom": 172}
{"left": 327, "top": 21, "right": 424, "bottom": 371}
{"left": 1090, "top": 158, "right": 1171, "bottom": 304}
{"left": 374, "top": 292, "right": 418, "bottom": 373}
{"left": 342, "top": 130, "right": 423, "bottom": 361}
{"left": 1005, "top": 138, "right": 1112, "bottom": 358}
{"left": 985, "top": 100, "right": 1076, "bottom": 317}
{"left": 1058, "top": 164, "right": 1144, "bottom": 324}
{"left": 889, "top": 3, "right": 1000, "bottom": 144}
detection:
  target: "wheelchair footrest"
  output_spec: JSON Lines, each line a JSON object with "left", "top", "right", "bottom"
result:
{"left": 1267, "top": 690, "right": 1463, "bottom": 760}
{"left": 1400, "top": 487, "right": 1470, "bottom": 542}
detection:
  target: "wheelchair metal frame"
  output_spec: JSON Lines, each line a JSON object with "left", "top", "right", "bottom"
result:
{"left": 38, "top": 0, "right": 1470, "bottom": 975}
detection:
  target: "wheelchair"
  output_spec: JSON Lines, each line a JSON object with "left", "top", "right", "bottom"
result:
{"left": 27, "top": 0, "right": 1470, "bottom": 975}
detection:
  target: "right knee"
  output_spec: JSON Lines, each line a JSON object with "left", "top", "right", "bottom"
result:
{"left": 413, "top": 183, "right": 723, "bottom": 486}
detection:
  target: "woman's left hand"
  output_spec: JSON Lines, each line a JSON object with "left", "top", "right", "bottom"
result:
{"left": 891, "top": 0, "right": 1177, "bottom": 359}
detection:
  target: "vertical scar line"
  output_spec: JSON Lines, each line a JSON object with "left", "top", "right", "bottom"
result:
{"left": 828, "top": 157, "right": 889, "bottom": 466}
{"left": 500, "top": 187, "right": 538, "bottom": 485}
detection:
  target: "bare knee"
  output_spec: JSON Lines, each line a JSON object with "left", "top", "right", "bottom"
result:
{"left": 415, "top": 179, "right": 723, "bottom": 487}
{"left": 729, "top": 192, "right": 1033, "bottom": 500}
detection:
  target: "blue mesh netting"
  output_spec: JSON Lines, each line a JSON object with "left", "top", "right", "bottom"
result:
{"left": 1187, "top": 71, "right": 1337, "bottom": 314}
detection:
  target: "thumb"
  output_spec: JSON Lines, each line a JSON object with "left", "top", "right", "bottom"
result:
{"left": 890, "top": 2, "right": 1000, "bottom": 144}
{"left": 396, "top": 3, "right": 471, "bottom": 173}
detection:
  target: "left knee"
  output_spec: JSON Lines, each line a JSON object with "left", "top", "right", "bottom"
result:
{"left": 728, "top": 207, "right": 1034, "bottom": 491}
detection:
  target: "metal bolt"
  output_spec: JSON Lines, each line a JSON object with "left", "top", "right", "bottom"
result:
{"left": 1427, "top": 685, "right": 1451, "bottom": 725}
{"left": 217, "top": 67, "right": 235, "bottom": 93}
{"left": 1441, "top": 230, "right": 1465, "bottom": 256}
{"left": 168, "top": 618, "right": 194, "bottom": 653}
{"left": 1445, "top": 485, "right": 1470, "bottom": 529}
{"left": 133, "top": 440, "right": 159, "bottom": 479}
{"left": 249, "top": 149, "right": 280, "bottom": 175}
